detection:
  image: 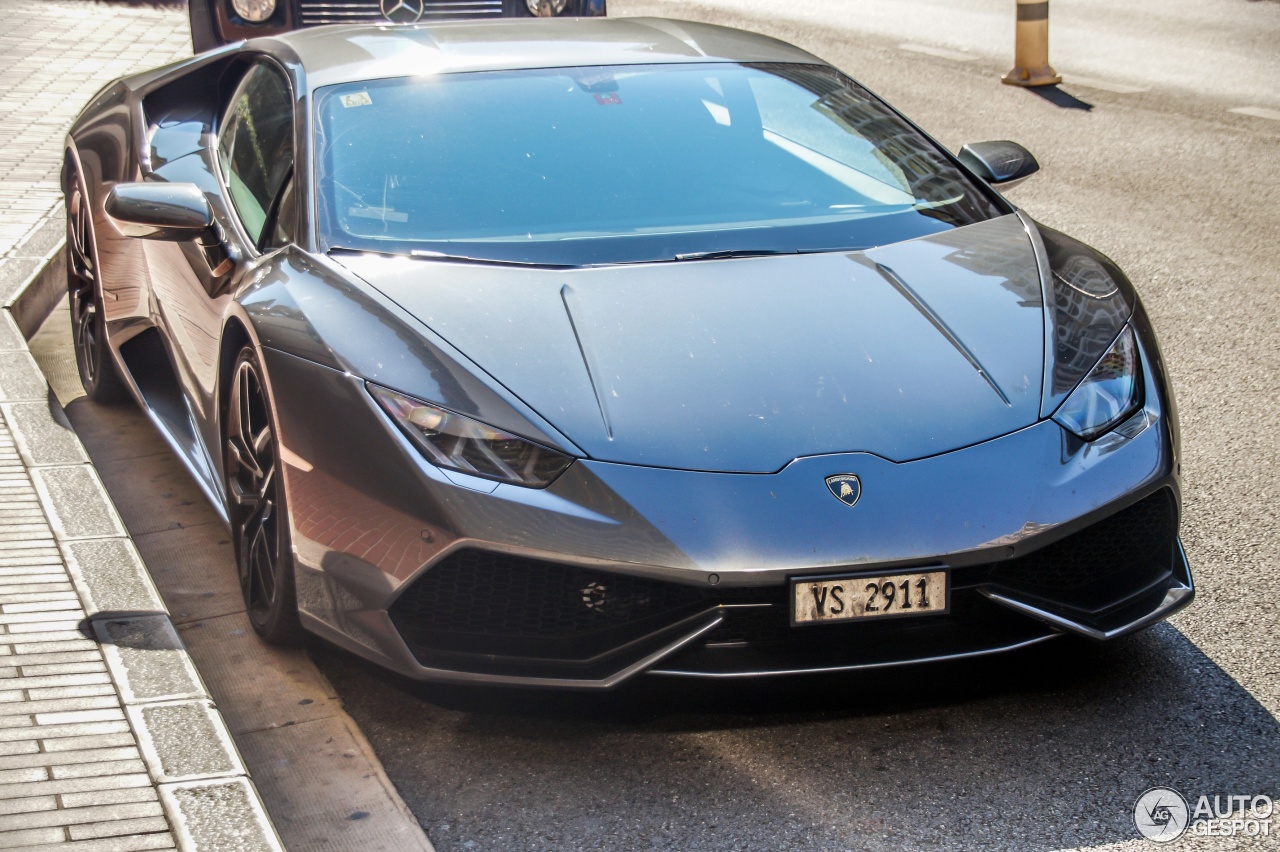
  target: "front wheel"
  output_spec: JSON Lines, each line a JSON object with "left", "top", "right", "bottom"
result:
{"left": 224, "top": 345, "right": 303, "bottom": 644}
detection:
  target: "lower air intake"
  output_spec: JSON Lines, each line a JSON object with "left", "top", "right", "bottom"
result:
{"left": 388, "top": 549, "right": 712, "bottom": 664}
{"left": 987, "top": 489, "right": 1178, "bottom": 612}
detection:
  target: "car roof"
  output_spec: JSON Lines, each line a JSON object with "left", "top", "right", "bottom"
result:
{"left": 266, "top": 17, "right": 826, "bottom": 90}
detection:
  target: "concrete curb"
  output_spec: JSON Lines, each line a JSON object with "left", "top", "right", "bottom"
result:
{"left": 15, "top": 223, "right": 434, "bottom": 850}
{"left": 5, "top": 236, "right": 284, "bottom": 851}
{"left": 4, "top": 218, "right": 67, "bottom": 341}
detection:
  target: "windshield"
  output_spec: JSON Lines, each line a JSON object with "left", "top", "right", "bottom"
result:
{"left": 314, "top": 62, "right": 1004, "bottom": 265}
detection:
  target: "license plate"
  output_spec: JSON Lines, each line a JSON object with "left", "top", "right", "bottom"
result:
{"left": 792, "top": 570, "right": 949, "bottom": 625}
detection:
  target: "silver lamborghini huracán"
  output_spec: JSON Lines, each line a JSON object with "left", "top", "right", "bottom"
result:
{"left": 63, "top": 18, "right": 1192, "bottom": 687}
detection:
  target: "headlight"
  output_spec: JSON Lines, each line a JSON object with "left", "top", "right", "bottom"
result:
{"left": 369, "top": 384, "right": 574, "bottom": 488}
{"left": 231, "top": 0, "right": 276, "bottom": 23}
{"left": 1052, "top": 325, "right": 1142, "bottom": 440}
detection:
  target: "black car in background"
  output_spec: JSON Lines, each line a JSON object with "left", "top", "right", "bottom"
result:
{"left": 189, "top": 0, "right": 606, "bottom": 52}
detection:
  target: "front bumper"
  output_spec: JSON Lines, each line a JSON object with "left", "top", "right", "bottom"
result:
{"left": 656, "top": 535, "right": 1194, "bottom": 680}
{"left": 381, "top": 487, "right": 1192, "bottom": 684}
{"left": 266, "top": 339, "right": 1189, "bottom": 688}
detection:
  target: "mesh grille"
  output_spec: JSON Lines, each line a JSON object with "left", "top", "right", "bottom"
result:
{"left": 389, "top": 550, "right": 712, "bottom": 661}
{"left": 987, "top": 489, "right": 1176, "bottom": 608}
{"left": 298, "top": 1, "right": 504, "bottom": 25}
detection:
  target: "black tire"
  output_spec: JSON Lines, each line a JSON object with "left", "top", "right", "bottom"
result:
{"left": 66, "top": 167, "right": 126, "bottom": 403}
{"left": 224, "top": 345, "right": 304, "bottom": 644}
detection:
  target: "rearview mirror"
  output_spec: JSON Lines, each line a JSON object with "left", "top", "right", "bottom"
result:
{"left": 106, "top": 182, "right": 212, "bottom": 240}
{"left": 957, "top": 141, "right": 1040, "bottom": 189}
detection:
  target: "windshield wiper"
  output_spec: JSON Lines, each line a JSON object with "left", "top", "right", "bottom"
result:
{"left": 672, "top": 248, "right": 799, "bottom": 261}
{"left": 327, "top": 245, "right": 857, "bottom": 268}
{"left": 671, "top": 247, "right": 854, "bottom": 262}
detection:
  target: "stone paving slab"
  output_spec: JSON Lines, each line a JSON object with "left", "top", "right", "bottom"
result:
{"left": 0, "top": 377, "right": 281, "bottom": 852}
{"left": 0, "top": 1, "right": 284, "bottom": 848}
{"left": 0, "top": 426, "right": 176, "bottom": 849}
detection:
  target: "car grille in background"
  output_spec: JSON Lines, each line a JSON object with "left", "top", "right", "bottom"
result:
{"left": 299, "top": 0, "right": 504, "bottom": 26}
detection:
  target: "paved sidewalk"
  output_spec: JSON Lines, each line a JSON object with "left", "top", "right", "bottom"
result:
{"left": 0, "top": 1, "right": 192, "bottom": 288}
{"left": 0, "top": 1, "right": 281, "bottom": 848}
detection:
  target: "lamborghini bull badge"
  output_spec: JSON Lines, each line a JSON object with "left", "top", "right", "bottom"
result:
{"left": 825, "top": 474, "right": 862, "bottom": 507}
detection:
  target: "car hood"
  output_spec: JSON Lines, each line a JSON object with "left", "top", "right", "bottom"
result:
{"left": 334, "top": 214, "right": 1046, "bottom": 472}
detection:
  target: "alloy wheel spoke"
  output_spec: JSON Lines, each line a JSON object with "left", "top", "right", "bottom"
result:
{"left": 68, "top": 190, "right": 95, "bottom": 283}
{"left": 257, "top": 463, "right": 275, "bottom": 503}
{"left": 228, "top": 433, "right": 263, "bottom": 490}
{"left": 228, "top": 368, "right": 266, "bottom": 481}
{"left": 226, "top": 450, "right": 261, "bottom": 504}
{"left": 74, "top": 303, "right": 94, "bottom": 351}
{"left": 68, "top": 179, "right": 103, "bottom": 386}
{"left": 259, "top": 508, "right": 278, "bottom": 604}
{"left": 73, "top": 291, "right": 97, "bottom": 380}
{"left": 241, "top": 504, "right": 267, "bottom": 595}
{"left": 73, "top": 280, "right": 94, "bottom": 307}
{"left": 238, "top": 371, "right": 264, "bottom": 467}
{"left": 246, "top": 500, "right": 277, "bottom": 608}
{"left": 227, "top": 354, "right": 283, "bottom": 622}
{"left": 231, "top": 461, "right": 275, "bottom": 513}
{"left": 251, "top": 423, "right": 272, "bottom": 459}
{"left": 246, "top": 524, "right": 264, "bottom": 604}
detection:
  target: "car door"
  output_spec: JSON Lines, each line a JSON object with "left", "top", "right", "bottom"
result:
{"left": 146, "top": 57, "right": 298, "bottom": 500}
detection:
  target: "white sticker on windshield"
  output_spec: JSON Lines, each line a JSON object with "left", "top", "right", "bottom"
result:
{"left": 349, "top": 206, "right": 408, "bottom": 223}
{"left": 340, "top": 92, "right": 373, "bottom": 108}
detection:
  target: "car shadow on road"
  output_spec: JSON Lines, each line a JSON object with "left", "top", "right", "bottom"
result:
{"left": 314, "top": 623, "right": 1279, "bottom": 850}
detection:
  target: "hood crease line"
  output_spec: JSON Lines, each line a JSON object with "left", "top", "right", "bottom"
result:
{"left": 561, "top": 284, "right": 614, "bottom": 440}
{"left": 874, "top": 261, "right": 1012, "bottom": 407}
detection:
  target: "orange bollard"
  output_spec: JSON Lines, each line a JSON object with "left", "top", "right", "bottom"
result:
{"left": 1002, "top": 0, "right": 1062, "bottom": 87}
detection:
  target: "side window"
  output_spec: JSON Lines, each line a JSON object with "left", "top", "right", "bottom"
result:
{"left": 218, "top": 63, "right": 294, "bottom": 246}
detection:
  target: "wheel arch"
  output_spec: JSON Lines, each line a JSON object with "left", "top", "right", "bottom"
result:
{"left": 61, "top": 146, "right": 77, "bottom": 199}
{"left": 216, "top": 311, "right": 290, "bottom": 498}
{"left": 61, "top": 144, "right": 96, "bottom": 235}
{"left": 62, "top": 146, "right": 88, "bottom": 294}
{"left": 218, "top": 312, "right": 305, "bottom": 644}
{"left": 215, "top": 315, "right": 257, "bottom": 500}
{"left": 217, "top": 315, "right": 255, "bottom": 434}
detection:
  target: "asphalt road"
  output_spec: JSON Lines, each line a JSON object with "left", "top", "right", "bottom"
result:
{"left": 649, "top": 0, "right": 1280, "bottom": 106}
{"left": 310, "top": 2, "right": 1280, "bottom": 849}
{"left": 32, "top": 1, "right": 1280, "bottom": 850}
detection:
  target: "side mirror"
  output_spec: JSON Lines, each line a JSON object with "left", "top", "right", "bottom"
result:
{"left": 958, "top": 141, "right": 1040, "bottom": 189}
{"left": 106, "top": 182, "right": 212, "bottom": 240}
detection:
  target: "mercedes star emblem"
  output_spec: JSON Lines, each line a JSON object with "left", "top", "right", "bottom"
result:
{"left": 380, "top": 0, "right": 425, "bottom": 23}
